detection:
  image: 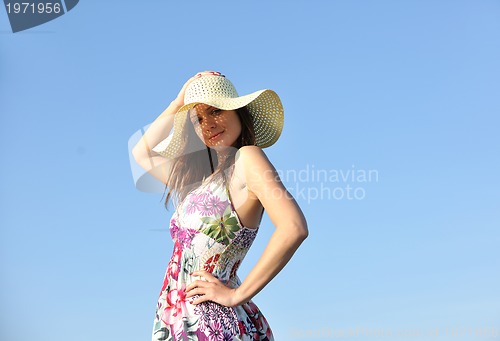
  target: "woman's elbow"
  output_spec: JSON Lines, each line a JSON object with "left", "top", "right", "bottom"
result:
{"left": 291, "top": 221, "right": 308, "bottom": 242}
{"left": 297, "top": 223, "right": 309, "bottom": 241}
{"left": 274, "top": 216, "right": 308, "bottom": 242}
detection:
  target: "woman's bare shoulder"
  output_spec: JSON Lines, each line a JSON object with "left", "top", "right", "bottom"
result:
{"left": 232, "top": 146, "right": 263, "bottom": 186}
{"left": 234, "top": 146, "right": 277, "bottom": 186}
{"left": 235, "top": 145, "right": 271, "bottom": 164}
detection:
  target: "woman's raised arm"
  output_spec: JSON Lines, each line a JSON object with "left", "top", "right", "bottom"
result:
{"left": 132, "top": 71, "right": 222, "bottom": 184}
{"left": 131, "top": 101, "right": 180, "bottom": 184}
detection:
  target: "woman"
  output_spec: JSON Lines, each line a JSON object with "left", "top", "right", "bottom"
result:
{"left": 132, "top": 70, "right": 308, "bottom": 341}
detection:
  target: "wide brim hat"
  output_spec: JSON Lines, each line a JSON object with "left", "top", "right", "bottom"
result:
{"left": 152, "top": 74, "right": 284, "bottom": 159}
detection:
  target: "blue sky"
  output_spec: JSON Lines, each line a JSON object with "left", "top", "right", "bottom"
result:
{"left": 1, "top": 1, "right": 499, "bottom": 340}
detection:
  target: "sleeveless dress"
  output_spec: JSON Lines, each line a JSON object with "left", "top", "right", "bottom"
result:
{"left": 151, "top": 174, "right": 274, "bottom": 341}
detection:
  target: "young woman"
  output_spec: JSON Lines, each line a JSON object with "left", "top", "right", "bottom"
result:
{"left": 132, "top": 70, "right": 308, "bottom": 341}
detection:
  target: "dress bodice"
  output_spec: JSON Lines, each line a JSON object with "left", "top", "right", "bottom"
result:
{"left": 170, "top": 175, "right": 259, "bottom": 286}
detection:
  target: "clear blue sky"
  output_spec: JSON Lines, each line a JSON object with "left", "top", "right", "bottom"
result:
{"left": 1, "top": 1, "right": 499, "bottom": 341}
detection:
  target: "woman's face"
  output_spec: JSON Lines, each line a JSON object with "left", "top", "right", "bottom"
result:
{"left": 189, "top": 104, "right": 242, "bottom": 149}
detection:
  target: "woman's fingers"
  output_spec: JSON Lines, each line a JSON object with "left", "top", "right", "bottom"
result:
{"left": 185, "top": 287, "right": 205, "bottom": 298}
{"left": 195, "top": 70, "right": 222, "bottom": 78}
{"left": 184, "top": 272, "right": 239, "bottom": 306}
{"left": 186, "top": 272, "right": 218, "bottom": 292}
{"left": 185, "top": 280, "right": 215, "bottom": 300}
{"left": 174, "top": 72, "right": 219, "bottom": 105}
{"left": 185, "top": 282, "right": 217, "bottom": 303}
{"left": 199, "top": 70, "right": 221, "bottom": 75}
{"left": 185, "top": 271, "right": 219, "bottom": 299}
{"left": 191, "top": 293, "right": 211, "bottom": 305}
{"left": 186, "top": 279, "right": 210, "bottom": 292}
{"left": 191, "top": 270, "right": 217, "bottom": 280}
{"left": 172, "top": 70, "right": 225, "bottom": 115}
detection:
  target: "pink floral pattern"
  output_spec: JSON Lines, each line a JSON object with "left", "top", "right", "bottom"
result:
{"left": 152, "top": 177, "right": 273, "bottom": 340}
{"left": 162, "top": 286, "right": 188, "bottom": 325}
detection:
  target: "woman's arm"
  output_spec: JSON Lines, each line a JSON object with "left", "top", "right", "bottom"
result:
{"left": 131, "top": 101, "right": 180, "bottom": 184}
{"left": 131, "top": 101, "right": 179, "bottom": 159}
{"left": 187, "top": 145, "right": 308, "bottom": 307}
{"left": 232, "top": 145, "right": 308, "bottom": 303}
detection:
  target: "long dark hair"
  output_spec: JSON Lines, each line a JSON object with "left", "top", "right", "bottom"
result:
{"left": 161, "top": 106, "right": 255, "bottom": 209}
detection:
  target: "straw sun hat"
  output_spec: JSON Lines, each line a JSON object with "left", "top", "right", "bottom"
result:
{"left": 152, "top": 74, "right": 284, "bottom": 159}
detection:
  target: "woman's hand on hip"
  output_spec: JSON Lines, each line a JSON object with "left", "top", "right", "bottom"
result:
{"left": 186, "top": 270, "right": 243, "bottom": 307}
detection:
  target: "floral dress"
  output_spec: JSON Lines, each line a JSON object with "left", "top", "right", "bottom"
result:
{"left": 151, "top": 174, "right": 274, "bottom": 341}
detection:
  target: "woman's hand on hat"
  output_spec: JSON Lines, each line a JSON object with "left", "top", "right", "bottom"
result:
{"left": 172, "top": 71, "right": 223, "bottom": 108}
{"left": 186, "top": 270, "right": 243, "bottom": 307}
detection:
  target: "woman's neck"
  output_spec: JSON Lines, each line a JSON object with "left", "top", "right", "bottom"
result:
{"left": 214, "top": 146, "right": 236, "bottom": 164}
